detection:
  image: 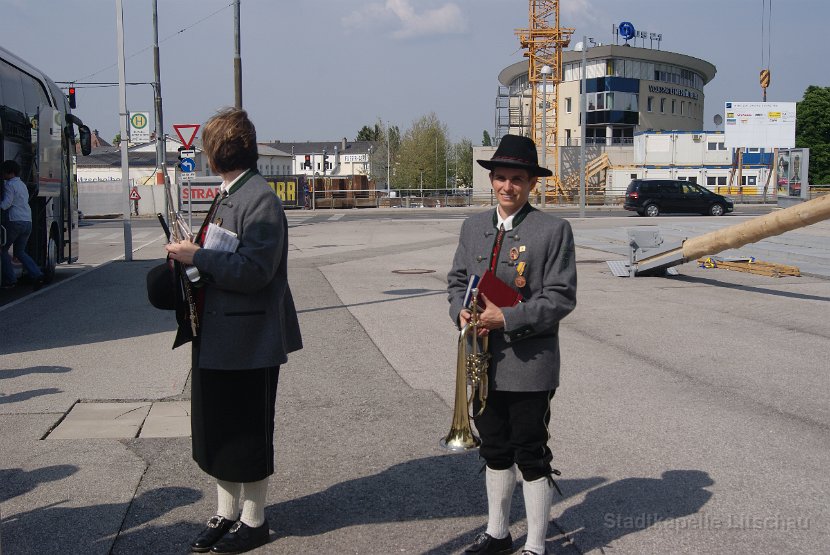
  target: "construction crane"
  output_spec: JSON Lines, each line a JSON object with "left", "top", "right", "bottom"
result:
{"left": 516, "top": 0, "right": 573, "bottom": 201}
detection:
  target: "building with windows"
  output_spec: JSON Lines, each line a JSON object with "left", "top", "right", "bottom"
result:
{"left": 264, "top": 139, "right": 374, "bottom": 178}
{"left": 496, "top": 43, "right": 717, "bottom": 146}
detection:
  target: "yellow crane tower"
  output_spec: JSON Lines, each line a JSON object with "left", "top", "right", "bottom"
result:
{"left": 516, "top": 0, "right": 573, "bottom": 201}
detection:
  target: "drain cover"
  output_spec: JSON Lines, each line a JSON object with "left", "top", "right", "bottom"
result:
{"left": 391, "top": 269, "right": 436, "bottom": 274}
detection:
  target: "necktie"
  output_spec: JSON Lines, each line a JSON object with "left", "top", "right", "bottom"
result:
{"left": 489, "top": 224, "right": 505, "bottom": 273}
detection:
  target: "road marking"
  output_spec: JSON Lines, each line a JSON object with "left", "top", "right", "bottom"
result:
{"left": 329, "top": 214, "right": 344, "bottom": 221}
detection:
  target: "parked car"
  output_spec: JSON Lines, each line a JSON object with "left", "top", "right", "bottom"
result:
{"left": 624, "top": 179, "right": 734, "bottom": 217}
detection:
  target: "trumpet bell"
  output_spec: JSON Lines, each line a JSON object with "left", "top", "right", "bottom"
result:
{"left": 440, "top": 426, "right": 481, "bottom": 451}
{"left": 440, "top": 310, "right": 488, "bottom": 452}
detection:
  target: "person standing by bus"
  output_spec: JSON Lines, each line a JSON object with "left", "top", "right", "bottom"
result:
{"left": 1, "top": 160, "right": 44, "bottom": 290}
{"left": 165, "top": 108, "right": 302, "bottom": 554}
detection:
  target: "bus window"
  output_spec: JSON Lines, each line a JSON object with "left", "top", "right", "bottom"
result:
{"left": 0, "top": 59, "right": 25, "bottom": 108}
{"left": 22, "top": 72, "right": 50, "bottom": 116}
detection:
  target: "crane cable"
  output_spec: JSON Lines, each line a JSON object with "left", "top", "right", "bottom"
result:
{"left": 761, "top": 0, "right": 772, "bottom": 71}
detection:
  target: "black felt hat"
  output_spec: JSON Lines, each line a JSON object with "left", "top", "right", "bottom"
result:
{"left": 477, "top": 134, "right": 552, "bottom": 177}
{"left": 146, "top": 261, "right": 176, "bottom": 310}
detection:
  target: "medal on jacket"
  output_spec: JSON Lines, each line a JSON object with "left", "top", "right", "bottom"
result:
{"left": 515, "top": 261, "right": 527, "bottom": 287}
{"left": 509, "top": 247, "right": 519, "bottom": 261}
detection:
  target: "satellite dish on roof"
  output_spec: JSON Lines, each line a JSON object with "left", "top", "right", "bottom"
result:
{"left": 714, "top": 114, "right": 723, "bottom": 126}
{"left": 574, "top": 42, "right": 584, "bottom": 52}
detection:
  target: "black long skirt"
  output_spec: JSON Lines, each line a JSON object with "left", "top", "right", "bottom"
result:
{"left": 190, "top": 346, "right": 280, "bottom": 483}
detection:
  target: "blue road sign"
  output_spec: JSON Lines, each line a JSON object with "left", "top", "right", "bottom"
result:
{"left": 618, "top": 21, "right": 636, "bottom": 41}
{"left": 180, "top": 158, "right": 196, "bottom": 172}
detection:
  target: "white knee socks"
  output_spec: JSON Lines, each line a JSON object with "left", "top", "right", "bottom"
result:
{"left": 216, "top": 477, "right": 269, "bottom": 528}
{"left": 240, "top": 477, "right": 269, "bottom": 528}
{"left": 522, "top": 476, "right": 553, "bottom": 555}
{"left": 216, "top": 479, "right": 241, "bottom": 520}
{"left": 485, "top": 466, "right": 517, "bottom": 539}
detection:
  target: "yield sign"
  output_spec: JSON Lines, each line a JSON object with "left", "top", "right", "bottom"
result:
{"left": 129, "top": 186, "right": 141, "bottom": 200}
{"left": 173, "top": 124, "right": 200, "bottom": 149}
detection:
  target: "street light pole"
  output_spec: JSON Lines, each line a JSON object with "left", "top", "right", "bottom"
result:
{"left": 386, "top": 122, "right": 391, "bottom": 198}
{"left": 116, "top": 0, "right": 132, "bottom": 261}
{"left": 152, "top": 0, "right": 168, "bottom": 216}
{"left": 579, "top": 37, "right": 587, "bottom": 218}
{"left": 233, "top": 0, "right": 242, "bottom": 108}
{"left": 540, "top": 65, "right": 552, "bottom": 209}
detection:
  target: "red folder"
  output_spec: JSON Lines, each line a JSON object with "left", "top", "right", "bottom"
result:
{"left": 476, "top": 270, "right": 523, "bottom": 308}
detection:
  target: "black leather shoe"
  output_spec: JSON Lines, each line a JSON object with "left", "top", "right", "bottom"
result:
{"left": 191, "top": 515, "right": 236, "bottom": 553}
{"left": 465, "top": 532, "right": 513, "bottom": 554}
{"left": 210, "top": 521, "right": 269, "bottom": 554}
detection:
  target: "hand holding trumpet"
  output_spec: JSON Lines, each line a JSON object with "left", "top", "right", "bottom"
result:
{"left": 459, "top": 293, "right": 505, "bottom": 336}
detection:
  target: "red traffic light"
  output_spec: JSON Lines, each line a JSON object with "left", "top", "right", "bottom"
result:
{"left": 68, "top": 86, "right": 76, "bottom": 109}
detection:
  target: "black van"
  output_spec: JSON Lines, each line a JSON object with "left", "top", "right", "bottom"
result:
{"left": 624, "top": 179, "right": 734, "bottom": 217}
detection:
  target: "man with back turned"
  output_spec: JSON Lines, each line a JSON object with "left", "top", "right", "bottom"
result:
{"left": 447, "top": 134, "right": 577, "bottom": 555}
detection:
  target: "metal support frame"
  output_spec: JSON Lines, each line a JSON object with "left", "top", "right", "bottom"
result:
{"left": 516, "top": 0, "right": 573, "bottom": 201}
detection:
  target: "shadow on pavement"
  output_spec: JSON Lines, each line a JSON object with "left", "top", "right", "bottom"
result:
{"left": 674, "top": 275, "right": 830, "bottom": 302}
{"left": 0, "top": 260, "right": 177, "bottom": 356}
{"left": 551, "top": 470, "right": 714, "bottom": 553}
{"left": 268, "top": 453, "right": 605, "bottom": 552}
{"left": 1, "top": 486, "right": 201, "bottom": 555}
{"left": 0, "top": 387, "right": 62, "bottom": 405}
{"left": 0, "top": 365, "right": 72, "bottom": 380}
{"left": 0, "top": 465, "right": 78, "bottom": 504}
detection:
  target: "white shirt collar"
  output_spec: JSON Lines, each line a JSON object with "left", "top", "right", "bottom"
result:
{"left": 219, "top": 169, "right": 250, "bottom": 194}
{"left": 495, "top": 206, "right": 522, "bottom": 231}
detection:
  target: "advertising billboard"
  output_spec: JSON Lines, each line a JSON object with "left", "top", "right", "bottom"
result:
{"left": 724, "top": 101, "right": 796, "bottom": 149}
{"left": 776, "top": 148, "right": 810, "bottom": 199}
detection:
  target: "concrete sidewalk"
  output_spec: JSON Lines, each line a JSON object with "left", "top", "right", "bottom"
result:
{"left": 1, "top": 213, "right": 829, "bottom": 554}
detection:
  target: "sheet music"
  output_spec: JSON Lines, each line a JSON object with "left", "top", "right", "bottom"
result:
{"left": 203, "top": 223, "right": 239, "bottom": 253}
{"left": 463, "top": 274, "right": 481, "bottom": 309}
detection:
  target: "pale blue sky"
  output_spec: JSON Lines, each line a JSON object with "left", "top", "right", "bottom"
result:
{"left": 3, "top": 0, "right": 827, "bottom": 144}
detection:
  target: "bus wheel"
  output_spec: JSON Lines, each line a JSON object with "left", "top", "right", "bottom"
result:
{"left": 44, "top": 229, "right": 58, "bottom": 283}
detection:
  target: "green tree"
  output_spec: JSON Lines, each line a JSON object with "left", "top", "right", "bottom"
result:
{"left": 454, "top": 138, "right": 474, "bottom": 188}
{"left": 356, "top": 123, "right": 383, "bottom": 142}
{"left": 396, "top": 112, "right": 450, "bottom": 192}
{"left": 795, "top": 86, "right": 830, "bottom": 185}
{"left": 482, "top": 130, "right": 492, "bottom": 146}
{"left": 364, "top": 120, "right": 402, "bottom": 188}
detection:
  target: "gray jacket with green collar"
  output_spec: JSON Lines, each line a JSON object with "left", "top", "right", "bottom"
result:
{"left": 447, "top": 204, "right": 577, "bottom": 391}
{"left": 192, "top": 170, "right": 302, "bottom": 370}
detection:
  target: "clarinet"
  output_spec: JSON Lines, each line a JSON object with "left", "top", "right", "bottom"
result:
{"left": 162, "top": 186, "right": 199, "bottom": 337}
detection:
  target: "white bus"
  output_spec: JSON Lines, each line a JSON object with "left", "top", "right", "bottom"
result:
{"left": 1, "top": 45, "right": 91, "bottom": 282}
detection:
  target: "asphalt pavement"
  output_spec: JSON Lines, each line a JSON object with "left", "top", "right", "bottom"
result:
{"left": 1, "top": 208, "right": 828, "bottom": 554}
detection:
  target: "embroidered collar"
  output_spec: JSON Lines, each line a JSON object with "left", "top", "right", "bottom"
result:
{"left": 492, "top": 202, "right": 533, "bottom": 230}
{"left": 221, "top": 168, "right": 257, "bottom": 197}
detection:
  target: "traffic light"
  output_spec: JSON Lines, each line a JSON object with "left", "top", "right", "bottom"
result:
{"left": 304, "top": 154, "right": 311, "bottom": 169}
{"left": 323, "top": 150, "right": 329, "bottom": 169}
{"left": 68, "top": 86, "right": 76, "bottom": 109}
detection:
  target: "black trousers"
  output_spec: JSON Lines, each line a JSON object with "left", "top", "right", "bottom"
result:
{"left": 473, "top": 389, "right": 556, "bottom": 482}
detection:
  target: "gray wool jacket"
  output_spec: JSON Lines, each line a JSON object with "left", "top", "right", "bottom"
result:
{"left": 447, "top": 205, "right": 577, "bottom": 391}
{"left": 192, "top": 170, "right": 302, "bottom": 370}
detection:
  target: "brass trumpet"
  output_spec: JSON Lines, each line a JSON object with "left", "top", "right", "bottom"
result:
{"left": 440, "top": 288, "right": 491, "bottom": 451}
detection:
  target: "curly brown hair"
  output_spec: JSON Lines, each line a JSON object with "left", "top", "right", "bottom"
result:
{"left": 201, "top": 107, "right": 258, "bottom": 174}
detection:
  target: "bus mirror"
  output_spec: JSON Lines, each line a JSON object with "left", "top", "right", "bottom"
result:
{"left": 78, "top": 125, "right": 92, "bottom": 156}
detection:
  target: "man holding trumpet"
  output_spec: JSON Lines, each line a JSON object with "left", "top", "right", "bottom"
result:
{"left": 447, "top": 135, "right": 577, "bottom": 555}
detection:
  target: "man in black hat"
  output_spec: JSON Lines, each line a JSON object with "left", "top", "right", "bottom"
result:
{"left": 447, "top": 134, "right": 577, "bottom": 555}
